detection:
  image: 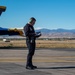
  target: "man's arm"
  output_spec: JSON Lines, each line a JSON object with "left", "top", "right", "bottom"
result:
{"left": 24, "top": 25, "right": 35, "bottom": 37}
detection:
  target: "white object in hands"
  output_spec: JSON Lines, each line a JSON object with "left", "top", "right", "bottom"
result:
{"left": 35, "top": 32, "right": 41, "bottom": 37}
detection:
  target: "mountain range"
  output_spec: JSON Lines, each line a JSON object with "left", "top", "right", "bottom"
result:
{"left": 36, "top": 28, "right": 75, "bottom": 38}
{"left": 0, "top": 27, "right": 75, "bottom": 38}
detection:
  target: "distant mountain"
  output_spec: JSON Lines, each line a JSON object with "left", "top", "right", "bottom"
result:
{"left": 36, "top": 28, "right": 75, "bottom": 33}
{"left": 36, "top": 28, "right": 75, "bottom": 38}
{"left": 0, "top": 27, "right": 75, "bottom": 38}
{"left": 0, "top": 27, "right": 8, "bottom": 30}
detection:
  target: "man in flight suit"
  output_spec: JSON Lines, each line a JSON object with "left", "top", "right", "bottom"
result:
{"left": 24, "top": 17, "right": 41, "bottom": 69}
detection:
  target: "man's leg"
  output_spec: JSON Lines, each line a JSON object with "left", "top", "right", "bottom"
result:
{"left": 26, "top": 42, "right": 35, "bottom": 69}
{"left": 30, "top": 43, "right": 37, "bottom": 68}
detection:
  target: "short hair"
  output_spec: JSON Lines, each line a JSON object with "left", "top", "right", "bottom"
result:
{"left": 30, "top": 17, "right": 36, "bottom": 21}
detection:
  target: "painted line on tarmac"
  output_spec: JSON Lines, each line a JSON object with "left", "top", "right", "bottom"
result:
{"left": 34, "top": 56, "right": 75, "bottom": 59}
{"left": 0, "top": 58, "right": 75, "bottom": 63}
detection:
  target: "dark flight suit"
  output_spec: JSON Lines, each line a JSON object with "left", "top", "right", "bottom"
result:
{"left": 24, "top": 23, "right": 36, "bottom": 67}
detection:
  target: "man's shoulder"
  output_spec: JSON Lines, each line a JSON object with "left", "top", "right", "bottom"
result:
{"left": 26, "top": 23, "right": 30, "bottom": 27}
{"left": 24, "top": 23, "right": 29, "bottom": 27}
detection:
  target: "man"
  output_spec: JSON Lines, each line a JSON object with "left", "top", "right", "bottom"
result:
{"left": 24, "top": 17, "right": 41, "bottom": 69}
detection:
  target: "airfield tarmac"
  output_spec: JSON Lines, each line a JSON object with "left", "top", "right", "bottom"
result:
{"left": 0, "top": 48, "right": 75, "bottom": 75}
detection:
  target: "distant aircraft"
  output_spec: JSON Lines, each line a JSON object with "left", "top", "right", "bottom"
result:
{"left": 0, "top": 6, "right": 6, "bottom": 16}
{"left": 0, "top": 6, "right": 24, "bottom": 36}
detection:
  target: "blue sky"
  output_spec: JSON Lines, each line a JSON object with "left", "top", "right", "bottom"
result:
{"left": 0, "top": 0, "right": 75, "bottom": 29}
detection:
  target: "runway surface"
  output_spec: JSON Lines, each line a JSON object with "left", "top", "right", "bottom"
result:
{"left": 0, "top": 48, "right": 75, "bottom": 75}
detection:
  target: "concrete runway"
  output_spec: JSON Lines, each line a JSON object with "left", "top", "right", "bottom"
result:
{"left": 0, "top": 48, "right": 75, "bottom": 75}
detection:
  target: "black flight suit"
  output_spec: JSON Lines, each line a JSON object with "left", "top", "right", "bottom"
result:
{"left": 24, "top": 23, "right": 36, "bottom": 67}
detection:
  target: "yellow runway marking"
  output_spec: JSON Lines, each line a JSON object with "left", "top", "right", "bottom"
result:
{"left": 0, "top": 56, "right": 75, "bottom": 63}
{"left": 34, "top": 56, "right": 75, "bottom": 59}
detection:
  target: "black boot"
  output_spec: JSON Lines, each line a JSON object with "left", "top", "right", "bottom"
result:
{"left": 26, "top": 65, "right": 34, "bottom": 70}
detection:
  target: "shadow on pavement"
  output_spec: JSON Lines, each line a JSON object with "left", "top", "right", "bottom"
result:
{"left": 37, "top": 66, "right": 75, "bottom": 69}
{"left": 0, "top": 63, "right": 51, "bottom": 75}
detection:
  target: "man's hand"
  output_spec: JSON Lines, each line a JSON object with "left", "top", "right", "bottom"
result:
{"left": 35, "top": 32, "right": 41, "bottom": 37}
